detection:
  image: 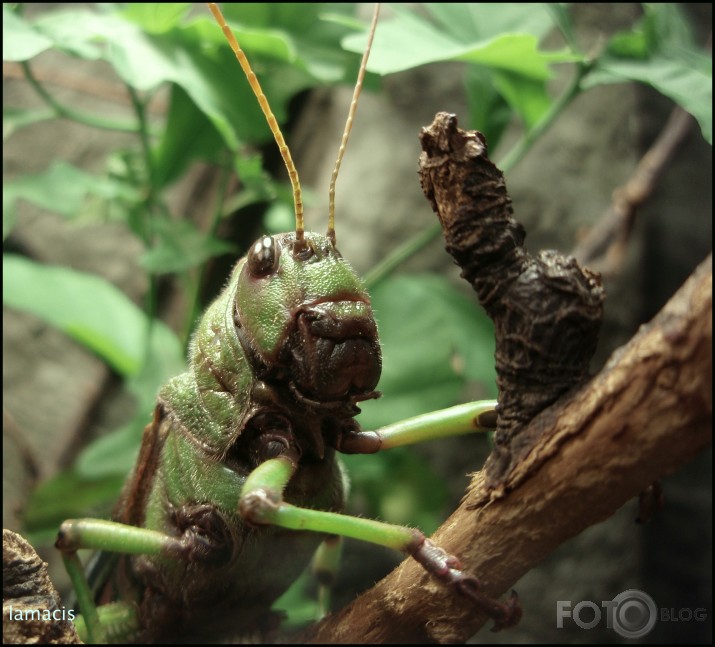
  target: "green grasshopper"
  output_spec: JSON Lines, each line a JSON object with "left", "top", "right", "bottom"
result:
{"left": 56, "top": 3, "right": 520, "bottom": 642}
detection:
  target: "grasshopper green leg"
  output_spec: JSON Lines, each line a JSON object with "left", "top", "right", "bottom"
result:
{"left": 310, "top": 459, "right": 349, "bottom": 618}
{"left": 310, "top": 535, "right": 343, "bottom": 618}
{"left": 70, "top": 600, "right": 139, "bottom": 645}
{"left": 56, "top": 519, "right": 217, "bottom": 643}
{"left": 335, "top": 399, "right": 498, "bottom": 453}
{"left": 239, "top": 421, "right": 521, "bottom": 631}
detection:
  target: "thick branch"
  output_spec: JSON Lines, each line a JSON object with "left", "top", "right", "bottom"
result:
{"left": 301, "top": 255, "right": 712, "bottom": 644}
{"left": 417, "top": 112, "right": 605, "bottom": 484}
{"left": 3, "top": 529, "right": 80, "bottom": 644}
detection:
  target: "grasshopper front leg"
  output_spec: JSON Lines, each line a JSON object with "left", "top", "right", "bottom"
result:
{"left": 240, "top": 400, "right": 521, "bottom": 632}
{"left": 56, "top": 515, "right": 230, "bottom": 643}
{"left": 334, "top": 399, "right": 499, "bottom": 453}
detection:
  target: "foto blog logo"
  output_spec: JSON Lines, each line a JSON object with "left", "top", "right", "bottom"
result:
{"left": 556, "top": 589, "right": 708, "bottom": 639}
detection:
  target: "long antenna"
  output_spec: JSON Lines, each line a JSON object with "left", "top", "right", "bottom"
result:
{"left": 208, "top": 3, "right": 305, "bottom": 246}
{"left": 327, "top": 3, "right": 381, "bottom": 246}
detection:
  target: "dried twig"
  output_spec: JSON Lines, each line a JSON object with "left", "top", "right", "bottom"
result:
{"left": 418, "top": 113, "right": 605, "bottom": 483}
{"left": 572, "top": 106, "right": 694, "bottom": 274}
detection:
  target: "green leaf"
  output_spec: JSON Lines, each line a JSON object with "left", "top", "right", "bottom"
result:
{"left": 224, "top": 3, "right": 361, "bottom": 83}
{"left": 20, "top": 4, "right": 362, "bottom": 153}
{"left": 27, "top": 7, "right": 270, "bottom": 150}
{"left": 3, "top": 161, "right": 139, "bottom": 221}
{"left": 4, "top": 161, "right": 97, "bottom": 216}
{"left": 464, "top": 66, "right": 513, "bottom": 150}
{"left": 455, "top": 35, "right": 575, "bottom": 80}
{"left": 545, "top": 3, "right": 578, "bottom": 52}
{"left": 119, "top": 3, "right": 192, "bottom": 34}
{"left": 75, "top": 320, "right": 187, "bottom": 480}
{"left": 140, "top": 217, "right": 236, "bottom": 274}
{"left": 222, "top": 152, "right": 286, "bottom": 215}
{"left": 640, "top": 3, "right": 696, "bottom": 52}
{"left": 343, "top": 6, "right": 468, "bottom": 75}
{"left": 2, "top": 6, "right": 53, "bottom": 61}
{"left": 491, "top": 69, "right": 552, "bottom": 130}
{"left": 605, "top": 4, "right": 697, "bottom": 62}
{"left": 127, "top": 19, "right": 275, "bottom": 149}
{"left": 606, "top": 27, "right": 652, "bottom": 60}
{"left": 272, "top": 571, "right": 319, "bottom": 629}
{"left": 3, "top": 255, "right": 181, "bottom": 377}
{"left": 589, "top": 3, "right": 712, "bottom": 144}
{"left": 32, "top": 8, "right": 106, "bottom": 60}
{"left": 345, "top": 5, "right": 578, "bottom": 78}
{"left": 424, "top": 3, "right": 557, "bottom": 43}
{"left": 342, "top": 448, "right": 449, "bottom": 532}
{"left": 212, "top": 23, "right": 297, "bottom": 63}
{"left": 586, "top": 54, "right": 712, "bottom": 145}
{"left": 264, "top": 202, "right": 294, "bottom": 235}
{"left": 75, "top": 423, "right": 143, "bottom": 480}
{"left": 23, "top": 469, "right": 126, "bottom": 541}
{"left": 3, "top": 192, "right": 17, "bottom": 241}
{"left": 423, "top": 277, "right": 496, "bottom": 389}
{"left": 235, "top": 153, "right": 278, "bottom": 201}
{"left": 152, "top": 84, "right": 225, "bottom": 188}
{"left": 222, "top": 3, "right": 312, "bottom": 32}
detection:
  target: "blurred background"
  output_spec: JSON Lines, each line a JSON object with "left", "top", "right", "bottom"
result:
{"left": 3, "top": 3, "right": 711, "bottom": 643}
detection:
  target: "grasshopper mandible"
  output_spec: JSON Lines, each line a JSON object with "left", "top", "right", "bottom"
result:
{"left": 56, "top": 3, "right": 520, "bottom": 642}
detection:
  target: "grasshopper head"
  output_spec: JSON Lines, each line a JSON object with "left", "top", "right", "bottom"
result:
{"left": 210, "top": 3, "right": 382, "bottom": 411}
{"left": 234, "top": 231, "right": 381, "bottom": 406}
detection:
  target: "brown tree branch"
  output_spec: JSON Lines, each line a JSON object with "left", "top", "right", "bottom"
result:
{"left": 571, "top": 106, "right": 694, "bottom": 274}
{"left": 301, "top": 254, "right": 712, "bottom": 644}
{"left": 571, "top": 30, "right": 711, "bottom": 275}
{"left": 3, "top": 529, "right": 81, "bottom": 644}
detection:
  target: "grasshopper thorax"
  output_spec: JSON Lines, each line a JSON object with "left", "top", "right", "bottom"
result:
{"left": 234, "top": 231, "right": 381, "bottom": 408}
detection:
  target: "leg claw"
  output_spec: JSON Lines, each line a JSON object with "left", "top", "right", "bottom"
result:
{"left": 412, "top": 538, "right": 522, "bottom": 632}
{"left": 456, "top": 581, "right": 522, "bottom": 631}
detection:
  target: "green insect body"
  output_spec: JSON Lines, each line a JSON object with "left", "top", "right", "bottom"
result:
{"left": 56, "top": 5, "right": 521, "bottom": 642}
{"left": 103, "top": 231, "right": 380, "bottom": 640}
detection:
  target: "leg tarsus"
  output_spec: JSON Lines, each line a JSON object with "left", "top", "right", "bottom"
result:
{"left": 455, "top": 580, "right": 522, "bottom": 631}
{"left": 411, "top": 537, "right": 521, "bottom": 632}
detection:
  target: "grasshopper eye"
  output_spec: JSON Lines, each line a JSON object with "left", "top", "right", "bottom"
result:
{"left": 247, "top": 235, "right": 280, "bottom": 277}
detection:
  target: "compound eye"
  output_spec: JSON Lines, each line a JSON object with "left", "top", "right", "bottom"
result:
{"left": 247, "top": 235, "right": 280, "bottom": 277}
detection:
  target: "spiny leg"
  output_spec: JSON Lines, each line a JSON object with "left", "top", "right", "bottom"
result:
{"left": 239, "top": 444, "right": 520, "bottom": 631}
{"left": 56, "top": 518, "right": 226, "bottom": 643}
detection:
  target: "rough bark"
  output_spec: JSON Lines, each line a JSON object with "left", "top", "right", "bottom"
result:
{"left": 3, "top": 529, "right": 81, "bottom": 644}
{"left": 417, "top": 113, "right": 606, "bottom": 484}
